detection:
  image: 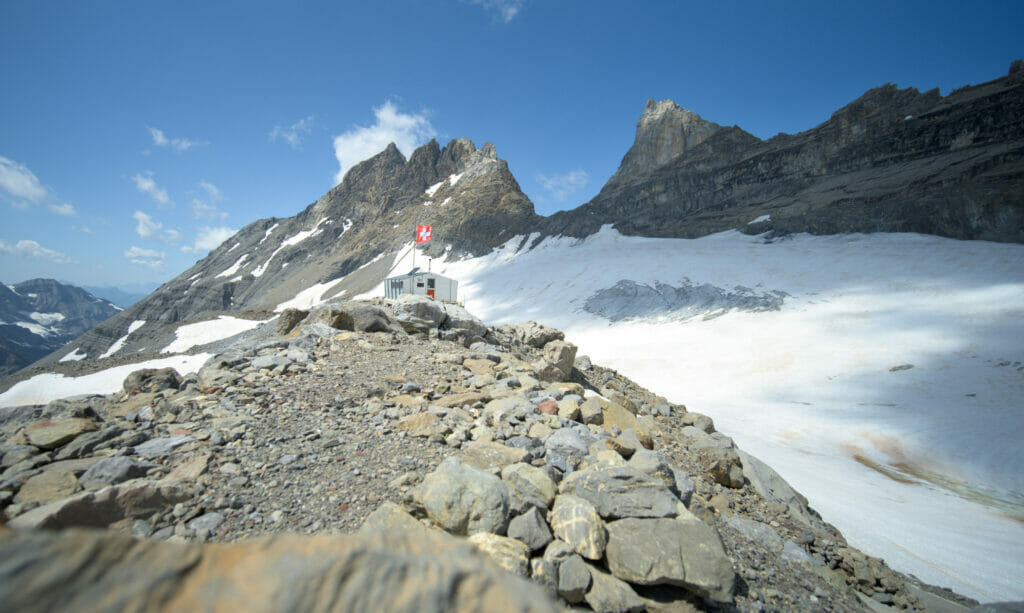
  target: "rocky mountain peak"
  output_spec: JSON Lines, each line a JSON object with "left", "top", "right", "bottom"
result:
{"left": 610, "top": 99, "right": 723, "bottom": 184}
{"left": 0, "top": 279, "right": 119, "bottom": 377}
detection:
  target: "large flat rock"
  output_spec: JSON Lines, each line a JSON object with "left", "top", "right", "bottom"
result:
{"left": 0, "top": 527, "right": 558, "bottom": 612}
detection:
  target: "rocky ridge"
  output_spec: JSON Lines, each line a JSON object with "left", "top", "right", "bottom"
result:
{"left": 544, "top": 61, "right": 1024, "bottom": 243}
{"left": 0, "top": 298, "right": 985, "bottom": 612}
{"left": 33, "top": 138, "right": 539, "bottom": 367}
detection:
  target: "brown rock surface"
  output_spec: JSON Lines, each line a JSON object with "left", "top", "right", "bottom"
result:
{"left": 23, "top": 418, "right": 99, "bottom": 450}
{"left": 0, "top": 527, "right": 558, "bottom": 612}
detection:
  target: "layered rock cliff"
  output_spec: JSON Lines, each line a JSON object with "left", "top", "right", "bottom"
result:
{"left": 544, "top": 61, "right": 1024, "bottom": 243}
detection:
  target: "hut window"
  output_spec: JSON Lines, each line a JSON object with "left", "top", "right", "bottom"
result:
{"left": 427, "top": 278, "right": 435, "bottom": 289}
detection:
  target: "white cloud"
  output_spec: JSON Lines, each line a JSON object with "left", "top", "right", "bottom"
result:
{"left": 198, "top": 180, "right": 223, "bottom": 202}
{"left": 72, "top": 225, "right": 95, "bottom": 234}
{"left": 191, "top": 198, "right": 228, "bottom": 221}
{"left": 536, "top": 169, "right": 589, "bottom": 202}
{"left": 467, "top": 0, "right": 524, "bottom": 22}
{"left": 332, "top": 101, "right": 436, "bottom": 185}
{"left": 147, "top": 126, "right": 205, "bottom": 152}
{"left": 163, "top": 228, "right": 182, "bottom": 243}
{"left": 131, "top": 172, "right": 172, "bottom": 207}
{"left": 270, "top": 115, "right": 315, "bottom": 149}
{"left": 124, "top": 245, "right": 165, "bottom": 268}
{"left": 182, "top": 226, "right": 236, "bottom": 254}
{"left": 133, "top": 210, "right": 162, "bottom": 238}
{"left": 0, "top": 239, "right": 71, "bottom": 263}
{"left": 0, "top": 156, "right": 47, "bottom": 203}
{"left": 49, "top": 202, "right": 76, "bottom": 216}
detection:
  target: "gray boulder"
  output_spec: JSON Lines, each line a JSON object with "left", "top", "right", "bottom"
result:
{"left": 501, "top": 462, "right": 557, "bottom": 513}
{"left": 513, "top": 321, "right": 565, "bottom": 349}
{"left": 507, "top": 507, "right": 553, "bottom": 552}
{"left": 7, "top": 479, "right": 190, "bottom": 529}
{"left": 544, "top": 427, "right": 591, "bottom": 473}
{"left": 122, "top": 368, "right": 182, "bottom": 394}
{"left": 393, "top": 294, "right": 446, "bottom": 334}
{"left": 442, "top": 303, "right": 488, "bottom": 337}
{"left": 737, "top": 449, "right": 813, "bottom": 525}
{"left": 541, "top": 341, "right": 577, "bottom": 379}
{"left": 78, "top": 457, "right": 157, "bottom": 488}
{"left": 251, "top": 355, "right": 291, "bottom": 370}
{"left": 725, "top": 516, "right": 783, "bottom": 552}
{"left": 605, "top": 516, "right": 735, "bottom": 603}
{"left": 584, "top": 564, "right": 646, "bottom": 613}
{"left": 339, "top": 301, "right": 402, "bottom": 333}
{"left": 558, "top": 554, "right": 591, "bottom": 603}
{"left": 412, "top": 457, "right": 510, "bottom": 535}
{"left": 549, "top": 495, "right": 606, "bottom": 560}
{"left": 134, "top": 435, "right": 195, "bottom": 460}
{"left": 275, "top": 308, "right": 308, "bottom": 335}
{"left": 559, "top": 465, "right": 680, "bottom": 519}
{"left": 482, "top": 396, "right": 535, "bottom": 427}
{"left": 188, "top": 512, "right": 226, "bottom": 537}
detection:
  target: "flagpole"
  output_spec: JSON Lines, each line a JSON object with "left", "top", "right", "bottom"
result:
{"left": 412, "top": 224, "right": 416, "bottom": 271}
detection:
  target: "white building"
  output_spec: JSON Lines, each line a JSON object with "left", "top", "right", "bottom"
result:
{"left": 383, "top": 268, "right": 459, "bottom": 302}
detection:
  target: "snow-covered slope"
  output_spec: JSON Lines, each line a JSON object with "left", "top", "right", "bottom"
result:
{"left": 406, "top": 227, "right": 1021, "bottom": 602}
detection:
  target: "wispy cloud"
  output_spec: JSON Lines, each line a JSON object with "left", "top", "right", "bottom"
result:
{"left": 133, "top": 210, "right": 162, "bottom": 238}
{"left": 198, "top": 180, "right": 223, "bottom": 202}
{"left": 536, "top": 169, "right": 589, "bottom": 202}
{"left": 191, "top": 198, "right": 228, "bottom": 221}
{"left": 0, "top": 155, "right": 47, "bottom": 204}
{"left": 72, "top": 225, "right": 95, "bottom": 235}
{"left": 131, "top": 172, "right": 173, "bottom": 207}
{"left": 190, "top": 180, "right": 227, "bottom": 220}
{"left": 147, "top": 126, "right": 206, "bottom": 152}
{"left": 333, "top": 101, "right": 436, "bottom": 185}
{"left": 270, "top": 115, "right": 315, "bottom": 149}
{"left": 182, "top": 226, "right": 236, "bottom": 253}
{"left": 49, "top": 202, "right": 76, "bottom": 216}
{"left": 467, "top": 0, "right": 525, "bottom": 22}
{"left": 124, "top": 245, "right": 165, "bottom": 268}
{"left": 132, "top": 210, "right": 181, "bottom": 244}
{"left": 0, "top": 238, "right": 71, "bottom": 263}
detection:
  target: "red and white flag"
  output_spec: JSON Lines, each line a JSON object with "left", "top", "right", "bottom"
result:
{"left": 416, "top": 224, "right": 432, "bottom": 244}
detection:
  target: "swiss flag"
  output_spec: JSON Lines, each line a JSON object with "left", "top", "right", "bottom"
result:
{"left": 416, "top": 224, "right": 432, "bottom": 244}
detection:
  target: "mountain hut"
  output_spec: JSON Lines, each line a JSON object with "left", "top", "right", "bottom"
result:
{"left": 383, "top": 268, "right": 458, "bottom": 302}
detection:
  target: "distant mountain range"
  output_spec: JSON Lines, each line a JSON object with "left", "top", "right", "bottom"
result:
{"left": 9, "top": 60, "right": 1024, "bottom": 372}
{"left": 80, "top": 283, "right": 160, "bottom": 308}
{"left": 0, "top": 279, "right": 121, "bottom": 377}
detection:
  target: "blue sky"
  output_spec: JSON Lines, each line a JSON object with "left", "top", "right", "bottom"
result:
{"left": 1, "top": 1, "right": 1021, "bottom": 288}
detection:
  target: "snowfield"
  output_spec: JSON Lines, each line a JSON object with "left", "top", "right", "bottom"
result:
{"left": 423, "top": 227, "right": 1023, "bottom": 602}
{"left": 161, "top": 315, "right": 266, "bottom": 353}
{"left": 0, "top": 354, "right": 212, "bottom": 408}
{"left": 98, "top": 319, "right": 146, "bottom": 359}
